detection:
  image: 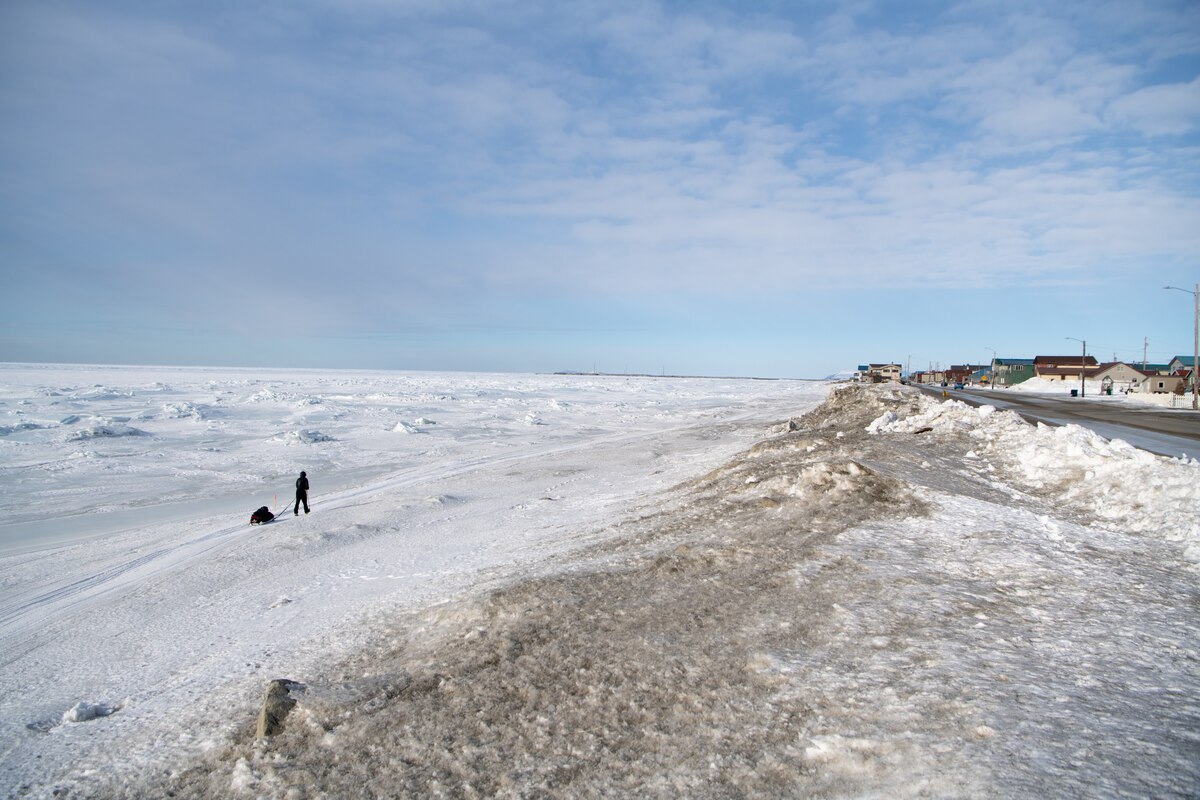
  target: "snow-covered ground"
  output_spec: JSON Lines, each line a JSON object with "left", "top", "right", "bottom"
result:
{"left": 1007, "top": 375, "right": 1197, "bottom": 408}
{"left": 2, "top": 368, "right": 1198, "bottom": 798}
{"left": 0, "top": 364, "right": 826, "bottom": 797}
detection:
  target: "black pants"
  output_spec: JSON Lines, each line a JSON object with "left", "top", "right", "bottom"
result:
{"left": 294, "top": 491, "right": 309, "bottom": 514}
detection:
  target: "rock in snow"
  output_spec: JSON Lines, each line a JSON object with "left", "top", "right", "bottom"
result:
{"left": 255, "top": 680, "right": 305, "bottom": 738}
{"left": 61, "top": 701, "right": 119, "bottom": 724}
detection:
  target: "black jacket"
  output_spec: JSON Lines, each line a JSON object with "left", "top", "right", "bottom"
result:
{"left": 296, "top": 475, "right": 309, "bottom": 493}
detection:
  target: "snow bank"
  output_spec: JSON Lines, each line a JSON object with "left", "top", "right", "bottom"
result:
{"left": 1007, "top": 376, "right": 1090, "bottom": 394}
{"left": 1007, "top": 377, "right": 1196, "bottom": 408}
{"left": 868, "top": 396, "right": 1200, "bottom": 563}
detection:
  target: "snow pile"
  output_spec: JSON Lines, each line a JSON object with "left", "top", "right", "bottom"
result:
{"left": 65, "top": 420, "right": 147, "bottom": 440}
{"left": 1007, "top": 376, "right": 1088, "bottom": 394}
{"left": 391, "top": 421, "right": 419, "bottom": 434}
{"left": 758, "top": 461, "right": 897, "bottom": 506}
{"left": 276, "top": 429, "right": 335, "bottom": 444}
{"left": 868, "top": 396, "right": 1200, "bottom": 562}
{"left": 867, "top": 398, "right": 1023, "bottom": 438}
{"left": 61, "top": 701, "right": 120, "bottom": 724}
{"left": 68, "top": 387, "right": 132, "bottom": 402}
{"left": 0, "top": 420, "right": 44, "bottom": 436}
{"left": 161, "top": 402, "right": 209, "bottom": 420}
{"left": 1006, "top": 377, "right": 1195, "bottom": 408}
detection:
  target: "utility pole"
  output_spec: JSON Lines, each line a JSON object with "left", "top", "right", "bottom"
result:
{"left": 1066, "top": 337, "right": 1086, "bottom": 397}
{"left": 1143, "top": 337, "right": 1148, "bottom": 371}
{"left": 1164, "top": 283, "right": 1200, "bottom": 410}
{"left": 986, "top": 347, "right": 996, "bottom": 390}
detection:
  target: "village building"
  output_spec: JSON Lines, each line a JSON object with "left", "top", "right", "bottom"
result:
{"left": 1033, "top": 355, "right": 1099, "bottom": 382}
{"left": 1138, "top": 363, "right": 1173, "bottom": 375}
{"left": 1168, "top": 355, "right": 1199, "bottom": 377}
{"left": 855, "top": 363, "right": 902, "bottom": 383}
{"left": 1092, "top": 362, "right": 1151, "bottom": 394}
{"left": 992, "top": 358, "right": 1035, "bottom": 387}
{"left": 864, "top": 367, "right": 902, "bottom": 383}
{"left": 1142, "top": 372, "right": 1190, "bottom": 394}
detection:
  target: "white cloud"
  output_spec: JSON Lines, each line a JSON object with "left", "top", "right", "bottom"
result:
{"left": 3, "top": 0, "right": 1198, "bottom": 324}
{"left": 1110, "top": 77, "right": 1200, "bottom": 137}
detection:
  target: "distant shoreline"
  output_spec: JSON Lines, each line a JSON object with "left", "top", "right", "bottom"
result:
{"left": 0, "top": 362, "right": 827, "bottom": 382}
{"left": 550, "top": 371, "right": 822, "bottom": 382}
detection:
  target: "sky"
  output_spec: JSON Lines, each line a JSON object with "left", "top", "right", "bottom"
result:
{"left": 1, "top": 0, "right": 1198, "bottom": 378}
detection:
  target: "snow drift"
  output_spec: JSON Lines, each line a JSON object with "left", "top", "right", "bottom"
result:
{"left": 866, "top": 393, "right": 1200, "bottom": 562}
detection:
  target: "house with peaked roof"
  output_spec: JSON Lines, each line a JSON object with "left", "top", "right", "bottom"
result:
{"left": 1142, "top": 372, "right": 1189, "bottom": 394}
{"left": 993, "top": 358, "right": 1035, "bottom": 387}
{"left": 1093, "top": 362, "right": 1150, "bottom": 393}
{"left": 1033, "top": 355, "right": 1099, "bottom": 381}
{"left": 1168, "top": 355, "right": 1199, "bottom": 373}
{"left": 1138, "top": 363, "right": 1172, "bottom": 375}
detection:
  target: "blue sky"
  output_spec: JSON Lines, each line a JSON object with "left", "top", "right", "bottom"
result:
{"left": 1, "top": 0, "right": 1197, "bottom": 378}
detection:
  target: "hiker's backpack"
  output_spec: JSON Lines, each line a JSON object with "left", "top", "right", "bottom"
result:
{"left": 250, "top": 506, "right": 274, "bottom": 525}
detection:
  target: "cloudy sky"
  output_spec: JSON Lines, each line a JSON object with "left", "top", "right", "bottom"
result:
{"left": 2, "top": 1, "right": 1197, "bottom": 377}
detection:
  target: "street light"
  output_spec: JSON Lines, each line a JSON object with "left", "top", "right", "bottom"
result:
{"left": 1065, "top": 337, "right": 1086, "bottom": 398}
{"left": 985, "top": 347, "right": 997, "bottom": 391}
{"left": 1164, "top": 283, "right": 1199, "bottom": 411}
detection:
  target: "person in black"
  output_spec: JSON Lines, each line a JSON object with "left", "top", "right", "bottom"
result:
{"left": 294, "top": 471, "right": 310, "bottom": 515}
